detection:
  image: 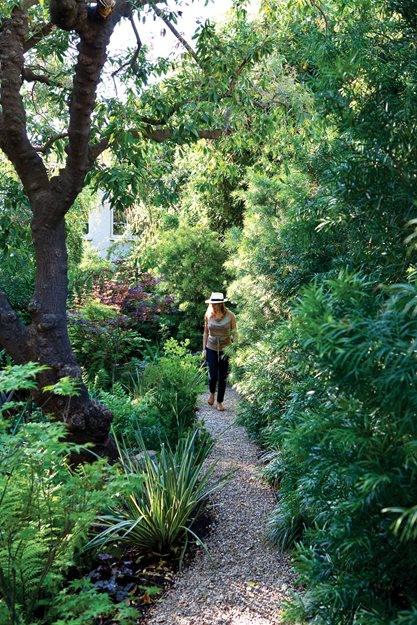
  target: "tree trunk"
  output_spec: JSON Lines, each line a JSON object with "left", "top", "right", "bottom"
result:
{"left": 0, "top": 194, "right": 115, "bottom": 461}
{"left": 28, "top": 199, "right": 115, "bottom": 458}
{"left": 0, "top": 2, "right": 125, "bottom": 461}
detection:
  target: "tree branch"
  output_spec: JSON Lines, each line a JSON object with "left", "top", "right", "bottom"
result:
{"left": 149, "top": 1, "right": 200, "bottom": 65}
{"left": 111, "top": 16, "right": 142, "bottom": 82}
{"left": 49, "top": 0, "right": 88, "bottom": 31}
{"left": 88, "top": 136, "right": 110, "bottom": 163}
{"left": 0, "top": 6, "right": 50, "bottom": 199}
{"left": 24, "top": 22, "right": 55, "bottom": 52}
{"left": 88, "top": 124, "right": 227, "bottom": 163}
{"left": 143, "top": 127, "right": 225, "bottom": 142}
{"left": 22, "top": 67, "right": 54, "bottom": 85}
{"left": 139, "top": 115, "right": 169, "bottom": 126}
{"left": 36, "top": 132, "right": 68, "bottom": 153}
{"left": 60, "top": 10, "right": 118, "bottom": 199}
{"left": 225, "top": 58, "right": 250, "bottom": 97}
{"left": 0, "top": 292, "right": 30, "bottom": 364}
{"left": 310, "top": 0, "right": 329, "bottom": 31}
{"left": 99, "top": 126, "right": 225, "bottom": 150}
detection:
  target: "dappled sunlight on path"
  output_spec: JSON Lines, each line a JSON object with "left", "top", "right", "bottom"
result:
{"left": 146, "top": 387, "right": 296, "bottom": 625}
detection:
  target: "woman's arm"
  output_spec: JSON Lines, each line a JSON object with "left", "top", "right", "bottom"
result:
{"left": 230, "top": 311, "right": 238, "bottom": 343}
{"left": 203, "top": 316, "right": 208, "bottom": 351}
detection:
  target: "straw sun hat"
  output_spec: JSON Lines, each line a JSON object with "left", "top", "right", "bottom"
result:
{"left": 205, "top": 292, "right": 228, "bottom": 304}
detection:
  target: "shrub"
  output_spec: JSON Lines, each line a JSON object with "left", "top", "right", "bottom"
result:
{"left": 98, "top": 383, "right": 165, "bottom": 451}
{"left": 269, "top": 273, "right": 417, "bottom": 624}
{"left": 94, "top": 261, "right": 176, "bottom": 342}
{"left": 92, "top": 339, "right": 205, "bottom": 452}
{"left": 139, "top": 338, "right": 205, "bottom": 446}
{"left": 68, "top": 245, "right": 112, "bottom": 306}
{"left": 68, "top": 301, "right": 145, "bottom": 387}
{"left": 136, "top": 219, "right": 229, "bottom": 349}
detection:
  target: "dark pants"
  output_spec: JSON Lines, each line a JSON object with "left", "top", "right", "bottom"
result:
{"left": 205, "top": 347, "right": 229, "bottom": 403}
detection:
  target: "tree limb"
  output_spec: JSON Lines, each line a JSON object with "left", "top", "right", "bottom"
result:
{"left": 22, "top": 67, "right": 54, "bottom": 85}
{"left": 139, "top": 115, "right": 169, "bottom": 126}
{"left": 24, "top": 22, "right": 55, "bottom": 52}
{"left": 311, "top": 0, "right": 329, "bottom": 31}
{"left": 49, "top": 0, "right": 88, "bottom": 32}
{"left": 0, "top": 292, "right": 30, "bottom": 364}
{"left": 0, "top": 6, "right": 50, "bottom": 199}
{"left": 111, "top": 16, "right": 142, "bottom": 82}
{"left": 225, "top": 58, "right": 251, "bottom": 97}
{"left": 60, "top": 9, "right": 118, "bottom": 201}
{"left": 36, "top": 132, "right": 68, "bottom": 153}
{"left": 88, "top": 136, "right": 110, "bottom": 163}
{"left": 149, "top": 1, "right": 200, "bottom": 65}
{"left": 143, "top": 127, "right": 225, "bottom": 142}
{"left": 88, "top": 124, "right": 227, "bottom": 163}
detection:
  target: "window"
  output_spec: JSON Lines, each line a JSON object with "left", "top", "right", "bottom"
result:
{"left": 111, "top": 208, "right": 127, "bottom": 237}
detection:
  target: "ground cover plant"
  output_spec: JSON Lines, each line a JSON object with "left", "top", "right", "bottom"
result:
{"left": 0, "top": 366, "right": 119, "bottom": 624}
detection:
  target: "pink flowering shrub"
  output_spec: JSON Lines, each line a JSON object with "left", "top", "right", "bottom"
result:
{"left": 95, "top": 273, "right": 174, "bottom": 323}
{"left": 68, "top": 264, "right": 176, "bottom": 387}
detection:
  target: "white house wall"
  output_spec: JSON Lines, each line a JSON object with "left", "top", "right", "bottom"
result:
{"left": 84, "top": 200, "right": 133, "bottom": 258}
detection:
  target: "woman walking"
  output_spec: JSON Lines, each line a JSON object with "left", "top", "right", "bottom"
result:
{"left": 202, "top": 292, "right": 237, "bottom": 411}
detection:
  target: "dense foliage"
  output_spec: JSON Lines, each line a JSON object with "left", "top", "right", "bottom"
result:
{"left": 96, "top": 339, "right": 205, "bottom": 449}
{"left": 3, "top": 0, "right": 417, "bottom": 622}
{"left": 0, "top": 365, "right": 116, "bottom": 624}
{"left": 67, "top": 260, "right": 176, "bottom": 388}
{"left": 225, "top": 0, "right": 417, "bottom": 623}
{"left": 0, "top": 348, "right": 210, "bottom": 624}
{"left": 134, "top": 218, "right": 229, "bottom": 348}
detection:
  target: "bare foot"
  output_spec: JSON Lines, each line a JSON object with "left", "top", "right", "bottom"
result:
{"left": 217, "top": 403, "right": 224, "bottom": 412}
{"left": 208, "top": 393, "right": 215, "bottom": 406}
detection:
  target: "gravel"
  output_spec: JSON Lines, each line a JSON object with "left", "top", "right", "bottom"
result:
{"left": 146, "top": 387, "right": 297, "bottom": 625}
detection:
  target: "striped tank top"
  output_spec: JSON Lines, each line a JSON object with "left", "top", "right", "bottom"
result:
{"left": 206, "top": 310, "right": 233, "bottom": 353}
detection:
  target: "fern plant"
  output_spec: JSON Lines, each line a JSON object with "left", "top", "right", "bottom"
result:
{"left": 97, "top": 382, "right": 164, "bottom": 450}
{"left": 0, "top": 420, "right": 112, "bottom": 624}
{"left": 48, "top": 578, "right": 139, "bottom": 625}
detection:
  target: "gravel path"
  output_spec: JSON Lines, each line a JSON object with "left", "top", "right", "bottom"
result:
{"left": 146, "top": 387, "right": 296, "bottom": 625}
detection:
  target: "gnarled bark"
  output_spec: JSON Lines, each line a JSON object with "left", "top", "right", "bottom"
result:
{"left": 0, "top": 1, "right": 128, "bottom": 458}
